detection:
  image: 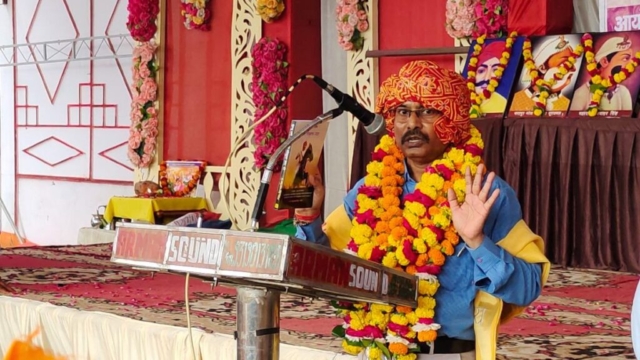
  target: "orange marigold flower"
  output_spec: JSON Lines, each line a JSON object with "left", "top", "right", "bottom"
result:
{"left": 381, "top": 166, "right": 396, "bottom": 177}
{"left": 428, "top": 206, "right": 440, "bottom": 216}
{"left": 375, "top": 234, "right": 388, "bottom": 245}
{"left": 381, "top": 177, "right": 396, "bottom": 186}
{"left": 445, "top": 230, "right": 459, "bottom": 245}
{"left": 436, "top": 196, "right": 447, "bottom": 204}
{"left": 450, "top": 173, "right": 463, "bottom": 181}
{"left": 420, "top": 218, "right": 433, "bottom": 227}
{"left": 396, "top": 305, "right": 413, "bottom": 314}
{"left": 441, "top": 240, "right": 455, "bottom": 256}
{"left": 443, "top": 181, "right": 452, "bottom": 192}
{"left": 391, "top": 226, "right": 407, "bottom": 239}
{"left": 382, "top": 155, "right": 396, "bottom": 166}
{"left": 428, "top": 248, "right": 445, "bottom": 266}
{"left": 416, "top": 253, "right": 428, "bottom": 266}
{"left": 418, "top": 330, "right": 438, "bottom": 342}
{"left": 388, "top": 342, "right": 409, "bottom": 355}
{"left": 405, "top": 265, "right": 417, "bottom": 275}
{"left": 380, "top": 211, "right": 392, "bottom": 221}
{"left": 394, "top": 162, "right": 405, "bottom": 172}
{"left": 389, "top": 216, "right": 404, "bottom": 228}
{"left": 375, "top": 221, "right": 390, "bottom": 233}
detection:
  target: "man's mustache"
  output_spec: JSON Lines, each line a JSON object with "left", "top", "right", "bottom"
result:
{"left": 475, "top": 80, "right": 489, "bottom": 88}
{"left": 611, "top": 65, "right": 623, "bottom": 76}
{"left": 401, "top": 129, "right": 429, "bottom": 144}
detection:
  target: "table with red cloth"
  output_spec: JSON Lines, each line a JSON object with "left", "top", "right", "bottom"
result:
{"left": 350, "top": 117, "right": 640, "bottom": 272}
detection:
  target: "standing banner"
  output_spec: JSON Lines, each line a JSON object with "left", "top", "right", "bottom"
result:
{"left": 600, "top": 0, "right": 640, "bottom": 32}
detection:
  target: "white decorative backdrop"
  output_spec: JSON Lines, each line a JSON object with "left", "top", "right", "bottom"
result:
{"left": 0, "top": 0, "right": 133, "bottom": 245}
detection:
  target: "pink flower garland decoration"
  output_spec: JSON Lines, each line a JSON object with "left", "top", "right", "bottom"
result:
{"left": 445, "top": 0, "right": 478, "bottom": 39}
{"left": 250, "top": 37, "right": 289, "bottom": 171}
{"left": 336, "top": 0, "right": 369, "bottom": 51}
{"left": 181, "top": 0, "right": 211, "bottom": 30}
{"left": 126, "top": 0, "right": 160, "bottom": 42}
{"left": 472, "top": 0, "right": 508, "bottom": 38}
{"left": 128, "top": 42, "right": 159, "bottom": 168}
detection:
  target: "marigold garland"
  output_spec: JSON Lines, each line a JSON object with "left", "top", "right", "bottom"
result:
{"left": 522, "top": 37, "right": 584, "bottom": 117}
{"left": 466, "top": 32, "right": 517, "bottom": 118}
{"left": 126, "top": 0, "right": 160, "bottom": 42}
{"left": 128, "top": 42, "right": 159, "bottom": 168}
{"left": 336, "top": 0, "right": 369, "bottom": 51}
{"left": 256, "top": 0, "right": 285, "bottom": 23}
{"left": 331, "top": 126, "right": 485, "bottom": 359}
{"left": 181, "top": 0, "right": 211, "bottom": 30}
{"left": 580, "top": 33, "right": 640, "bottom": 117}
{"left": 250, "top": 37, "right": 289, "bottom": 170}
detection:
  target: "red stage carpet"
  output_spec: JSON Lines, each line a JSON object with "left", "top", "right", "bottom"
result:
{"left": 0, "top": 244, "right": 637, "bottom": 359}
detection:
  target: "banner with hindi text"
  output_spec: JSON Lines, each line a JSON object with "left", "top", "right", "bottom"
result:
{"left": 600, "top": 0, "right": 640, "bottom": 32}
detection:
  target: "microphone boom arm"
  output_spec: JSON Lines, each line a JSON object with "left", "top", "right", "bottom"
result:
{"left": 249, "top": 108, "right": 344, "bottom": 231}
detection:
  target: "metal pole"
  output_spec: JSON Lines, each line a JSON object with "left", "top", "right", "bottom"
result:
{"left": 236, "top": 287, "right": 280, "bottom": 360}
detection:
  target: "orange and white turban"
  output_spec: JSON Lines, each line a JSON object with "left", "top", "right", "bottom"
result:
{"left": 374, "top": 60, "right": 471, "bottom": 145}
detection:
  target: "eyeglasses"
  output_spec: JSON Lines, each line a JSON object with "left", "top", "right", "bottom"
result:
{"left": 393, "top": 107, "right": 441, "bottom": 123}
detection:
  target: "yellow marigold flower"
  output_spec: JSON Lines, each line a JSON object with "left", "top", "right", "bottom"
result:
{"left": 620, "top": 72, "right": 628, "bottom": 81}
{"left": 371, "top": 304, "right": 394, "bottom": 313}
{"left": 349, "top": 314, "right": 365, "bottom": 331}
{"left": 585, "top": 39, "right": 593, "bottom": 47}
{"left": 489, "top": 79, "right": 499, "bottom": 87}
{"left": 588, "top": 107, "right": 598, "bottom": 117}
{"left": 447, "top": 148, "right": 465, "bottom": 166}
{"left": 357, "top": 242, "right": 375, "bottom": 259}
{"left": 467, "top": 83, "right": 475, "bottom": 91}
{"left": 396, "top": 246, "right": 410, "bottom": 266}
{"left": 602, "top": 79, "right": 612, "bottom": 87}
{"left": 626, "top": 63, "right": 636, "bottom": 72}
{"left": 499, "top": 57, "right": 508, "bottom": 65}
{"left": 404, "top": 211, "right": 421, "bottom": 231}
{"left": 418, "top": 279, "right": 439, "bottom": 296}
{"left": 416, "top": 182, "right": 437, "bottom": 200}
{"left": 432, "top": 213, "right": 450, "bottom": 228}
{"left": 487, "top": 84, "right": 496, "bottom": 92}
{"left": 368, "top": 347, "right": 383, "bottom": 360}
{"left": 494, "top": 69, "right": 504, "bottom": 77}
{"left": 412, "top": 237, "right": 427, "bottom": 254}
{"left": 342, "top": 340, "right": 363, "bottom": 355}
{"left": 418, "top": 296, "right": 436, "bottom": 309}
{"left": 593, "top": 93, "right": 602, "bottom": 102}
{"left": 389, "top": 342, "right": 409, "bottom": 355}
{"left": 467, "top": 70, "right": 476, "bottom": 78}
{"left": 614, "top": 73, "right": 622, "bottom": 83}
{"left": 469, "top": 57, "right": 478, "bottom": 66}
{"left": 405, "top": 201, "right": 426, "bottom": 217}
{"left": 391, "top": 313, "right": 409, "bottom": 326}
{"left": 382, "top": 252, "right": 398, "bottom": 268}
{"left": 421, "top": 172, "right": 445, "bottom": 190}
{"left": 418, "top": 330, "right": 438, "bottom": 342}
{"left": 397, "top": 355, "right": 418, "bottom": 360}
{"left": 364, "top": 174, "right": 381, "bottom": 187}
{"left": 415, "top": 307, "right": 435, "bottom": 319}
{"left": 473, "top": 44, "right": 482, "bottom": 52}
{"left": 366, "top": 161, "right": 383, "bottom": 175}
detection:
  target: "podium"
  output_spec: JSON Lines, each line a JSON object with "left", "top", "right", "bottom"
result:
{"left": 111, "top": 223, "right": 419, "bottom": 360}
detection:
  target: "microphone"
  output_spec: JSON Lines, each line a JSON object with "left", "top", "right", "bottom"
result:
{"left": 310, "top": 77, "right": 386, "bottom": 135}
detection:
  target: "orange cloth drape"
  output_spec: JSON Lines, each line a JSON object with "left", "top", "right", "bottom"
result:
{"left": 3, "top": 329, "right": 67, "bottom": 360}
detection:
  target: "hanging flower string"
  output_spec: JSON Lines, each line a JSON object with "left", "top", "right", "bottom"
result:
{"left": 181, "top": 0, "right": 211, "bottom": 30}
{"left": 581, "top": 33, "right": 640, "bottom": 117}
{"left": 257, "top": 0, "right": 285, "bottom": 23}
{"left": 128, "top": 42, "right": 159, "bottom": 169}
{"left": 336, "top": 0, "right": 369, "bottom": 51}
{"left": 472, "top": 0, "right": 508, "bottom": 38}
{"left": 522, "top": 38, "right": 584, "bottom": 117}
{"left": 126, "top": 0, "right": 160, "bottom": 42}
{"left": 332, "top": 127, "right": 485, "bottom": 360}
{"left": 445, "top": 0, "right": 476, "bottom": 40}
{"left": 466, "top": 32, "right": 517, "bottom": 118}
{"left": 250, "top": 37, "right": 289, "bottom": 171}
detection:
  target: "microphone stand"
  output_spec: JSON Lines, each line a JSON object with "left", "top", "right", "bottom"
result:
{"left": 249, "top": 108, "right": 344, "bottom": 231}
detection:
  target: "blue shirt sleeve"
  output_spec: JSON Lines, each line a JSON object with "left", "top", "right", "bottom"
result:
{"left": 294, "top": 178, "right": 363, "bottom": 245}
{"left": 467, "top": 176, "right": 543, "bottom": 307}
